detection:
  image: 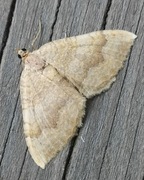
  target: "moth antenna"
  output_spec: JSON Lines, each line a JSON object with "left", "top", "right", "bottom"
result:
{"left": 64, "top": 27, "right": 69, "bottom": 39}
{"left": 31, "top": 20, "right": 42, "bottom": 50}
{"left": 64, "top": 32, "right": 67, "bottom": 39}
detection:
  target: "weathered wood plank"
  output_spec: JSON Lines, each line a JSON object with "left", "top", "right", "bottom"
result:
{"left": 0, "top": 0, "right": 14, "bottom": 62}
{"left": 0, "top": 0, "right": 143, "bottom": 180}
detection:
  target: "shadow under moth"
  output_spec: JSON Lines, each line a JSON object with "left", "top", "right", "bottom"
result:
{"left": 17, "top": 30, "right": 136, "bottom": 169}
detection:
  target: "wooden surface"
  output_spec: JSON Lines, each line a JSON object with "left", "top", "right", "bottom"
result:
{"left": 0, "top": 0, "right": 144, "bottom": 179}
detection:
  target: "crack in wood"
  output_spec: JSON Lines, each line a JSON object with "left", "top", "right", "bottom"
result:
{"left": 0, "top": 91, "right": 20, "bottom": 166}
{"left": 100, "top": 0, "right": 113, "bottom": 30}
{"left": 124, "top": 111, "right": 143, "bottom": 180}
{"left": 0, "top": 0, "right": 17, "bottom": 64}
{"left": 62, "top": 136, "right": 78, "bottom": 180}
{"left": 17, "top": 148, "right": 28, "bottom": 180}
{"left": 49, "top": 0, "right": 62, "bottom": 41}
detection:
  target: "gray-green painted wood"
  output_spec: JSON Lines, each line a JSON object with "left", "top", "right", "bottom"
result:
{"left": 0, "top": 0, "right": 143, "bottom": 179}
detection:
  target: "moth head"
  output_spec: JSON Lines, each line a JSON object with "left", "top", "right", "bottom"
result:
{"left": 17, "top": 48, "right": 29, "bottom": 59}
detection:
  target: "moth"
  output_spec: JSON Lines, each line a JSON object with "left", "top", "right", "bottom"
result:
{"left": 17, "top": 30, "right": 136, "bottom": 169}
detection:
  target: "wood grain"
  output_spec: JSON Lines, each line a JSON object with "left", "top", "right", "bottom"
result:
{"left": 0, "top": 0, "right": 143, "bottom": 179}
